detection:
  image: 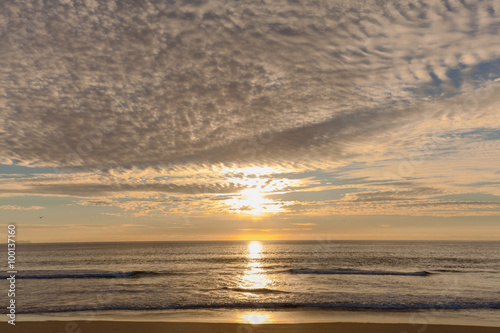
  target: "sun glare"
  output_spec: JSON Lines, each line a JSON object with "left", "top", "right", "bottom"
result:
{"left": 219, "top": 166, "right": 299, "bottom": 217}
{"left": 248, "top": 240, "right": 263, "bottom": 258}
{"left": 237, "top": 241, "right": 273, "bottom": 292}
{"left": 226, "top": 187, "right": 283, "bottom": 217}
{"left": 241, "top": 313, "right": 270, "bottom": 324}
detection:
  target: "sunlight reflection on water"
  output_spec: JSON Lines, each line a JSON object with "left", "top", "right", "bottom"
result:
{"left": 238, "top": 241, "right": 273, "bottom": 291}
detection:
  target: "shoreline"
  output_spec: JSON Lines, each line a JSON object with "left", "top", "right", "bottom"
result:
{"left": 2, "top": 321, "right": 500, "bottom": 333}
{"left": 16, "top": 308, "right": 500, "bottom": 327}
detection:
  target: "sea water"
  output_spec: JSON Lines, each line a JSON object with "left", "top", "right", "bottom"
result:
{"left": 2, "top": 240, "right": 499, "bottom": 324}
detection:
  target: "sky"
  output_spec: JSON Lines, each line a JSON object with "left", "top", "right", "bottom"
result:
{"left": 0, "top": 0, "right": 500, "bottom": 242}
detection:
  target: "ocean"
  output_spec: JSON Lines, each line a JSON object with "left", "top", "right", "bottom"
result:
{"left": 3, "top": 240, "right": 500, "bottom": 324}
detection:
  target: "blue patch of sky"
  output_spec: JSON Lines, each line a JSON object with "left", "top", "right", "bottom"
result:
{"left": 474, "top": 58, "right": 500, "bottom": 83}
{"left": 443, "top": 0, "right": 453, "bottom": 11}
{"left": 0, "top": 163, "right": 57, "bottom": 175}
{"left": 409, "top": 57, "right": 500, "bottom": 100}
{"left": 270, "top": 165, "right": 383, "bottom": 187}
{"left": 428, "top": 66, "right": 443, "bottom": 87}
{"left": 440, "top": 128, "right": 500, "bottom": 140}
{"left": 446, "top": 67, "right": 462, "bottom": 88}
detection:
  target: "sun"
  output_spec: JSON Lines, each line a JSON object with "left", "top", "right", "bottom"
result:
{"left": 220, "top": 166, "right": 296, "bottom": 217}
{"left": 240, "top": 188, "right": 266, "bottom": 214}
{"left": 226, "top": 187, "right": 283, "bottom": 217}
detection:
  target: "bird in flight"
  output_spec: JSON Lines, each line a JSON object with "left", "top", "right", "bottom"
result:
{"left": 39, "top": 216, "right": 43, "bottom": 219}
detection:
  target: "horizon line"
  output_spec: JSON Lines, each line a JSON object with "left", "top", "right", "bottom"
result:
{"left": 3, "top": 239, "right": 500, "bottom": 245}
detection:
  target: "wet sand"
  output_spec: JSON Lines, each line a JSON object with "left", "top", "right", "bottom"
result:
{"left": 2, "top": 321, "right": 499, "bottom": 333}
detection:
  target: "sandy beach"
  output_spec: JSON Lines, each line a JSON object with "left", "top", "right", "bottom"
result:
{"left": 2, "top": 321, "right": 499, "bottom": 333}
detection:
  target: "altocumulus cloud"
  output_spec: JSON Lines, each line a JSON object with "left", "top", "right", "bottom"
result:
{"left": 1, "top": 0, "right": 499, "bottom": 168}
{"left": 0, "top": 0, "right": 499, "bottom": 219}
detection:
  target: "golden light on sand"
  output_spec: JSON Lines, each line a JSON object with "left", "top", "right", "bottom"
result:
{"left": 241, "top": 313, "right": 270, "bottom": 324}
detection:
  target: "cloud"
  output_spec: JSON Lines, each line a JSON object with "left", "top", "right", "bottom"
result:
{"left": 15, "top": 223, "right": 148, "bottom": 230}
{"left": 100, "top": 212, "right": 122, "bottom": 216}
{"left": 77, "top": 199, "right": 115, "bottom": 206}
{"left": 0, "top": 0, "right": 499, "bottom": 223}
{"left": 237, "top": 228, "right": 313, "bottom": 232}
{"left": 0, "top": 205, "right": 45, "bottom": 210}
{"left": 345, "top": 187, "right": 442, "bottom": 202}
{"left": 396, "top": 201, "right": 500, "bottom": 208}
{"left": 0, "top": 177, "right": 245, "bottom": 197}
{"left": 0, "top": 0, "right": 499, "bottom": 171}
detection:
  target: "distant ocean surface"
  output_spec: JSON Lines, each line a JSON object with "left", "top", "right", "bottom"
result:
{"left": 3, "top": 240, "right": 500, "bottom": 321}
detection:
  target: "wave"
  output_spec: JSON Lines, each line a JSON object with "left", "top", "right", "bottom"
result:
{"left": 430, "top": 269, "right": 498, "bottom": 274}
{"left": 288, "top": 268, "right": 431, "bottom": 276}
{"left": 221, "top": 287, "right": 290, "bottom": 294}
{"left": 430, "top": 269, "right": 465, "bottom": 273}
{"left": 12, "top": 301, "right": 500, "bottom": 314}
{"left": 0, "top": 271, "right": 167, "bottom": 279}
